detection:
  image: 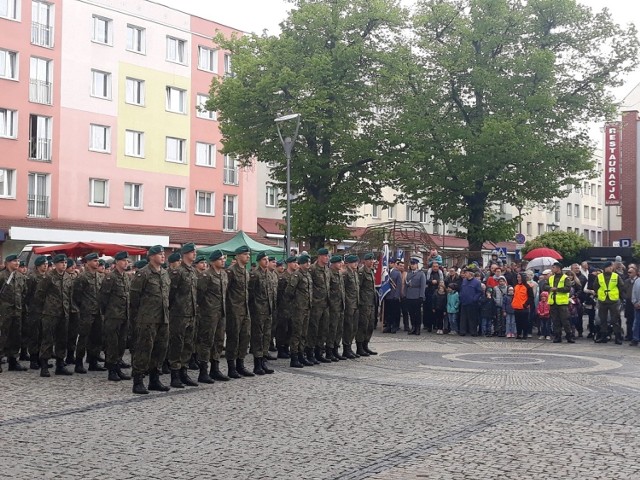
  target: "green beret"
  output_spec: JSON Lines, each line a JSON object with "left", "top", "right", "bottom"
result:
{"left": 235, "top": 245, "right": 250, "bottom": 254}
{"left": 98, "top": 259, "right": 105, "bottom": 266}
{"left": 195, "top": 255, "right": 206, "bottom": 264}
{"left": 256, "top": 252, "right": 268, "bottom": 261}
{"left": 330, "top": 255, "right": 343, "bottom": 264}
{"left": 114, "top": 251, "right": 129, "bottom": 261}
{"left": 66, "top": 259, "right": 75, "bottom": 268}
{"left": 84, "top": 253, "right": 99, "bottom": 262}
{"left": 5, "top": 254, "right": 18, "bottom": 262}
{"left": 345, "top": 254, "right": 359, "bottom": 264}
{"left": 297, "top": 254, "right": 310, "bottom": 265}
{"left": 105, "top": 262, "right": 112, "bottom": 268}
{"left": 19, "top": 261, "right": 25, "bottom": 267}
{"left": 276, "top": 260, "right": 284, "bottom": 267}
{"left": 52, "top": 254, "right": 67, "bottom": 264}
{"left": 148, "top": 245, "right": 164, "bottom": 256}
{"left": 286, "top": 256, "right": 297, "bottom": 264}
{"left": 34, "top": 256, "right": 47, "bottom": 267}
{"left": 364, "top": 253, "right": 375, "bottom": 260}
{"left": 134, "top": 259, "right": 148, "bottom": 269}
{"left": 317, "top": 248, "right": 329, "bottom": 256}
{"left": 209, "top": 250, "right": 224, "bottom": 262}
{"left": 168, "top": 252, "right": 181, "bottom": 263}
{"left": 268, "top": 256, "right": 276, "bottom": 262}
{"left": 181, "top": 242, "right": 196, "bottom": 254}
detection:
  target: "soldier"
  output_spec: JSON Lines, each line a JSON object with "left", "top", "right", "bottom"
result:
{"left": 188, "top": 254, "right": 208, "bottom": 371}
{"left": 309, "top": 248, "right": 331, "bottom": 363}
{"left": 36, "top": 254, "right": 74, "bottom": 377}
{"left": 357, "top": 253, "right": 378, "bottom": 356}
{"left": 0, "top": 254, "right": 27, "bottom": 372}
{"left": 342, "top": 255, "right": 360, "bottom": 359}
{"left": 130, "top": 245, "right": 171, "bottom": 394}
{"left": 327, "top": 255, "right": 346, "bottom": 361}
{"left": 194, "top": 255, "right": 208, "bottom": 273}
{"left": 249, "top": 252, "right": 276, "bottom": 375}
{"left": 548, "top": 262, "right": 575, "bottom": 344}
{"left": 275, "top": 256, "right": 298, "bottom": 359}
{"left": 65, "top": 258, "right": 80, "bottom": 366}
{"left": 593, "top": 261, "right": 623, "bottom": 344}
{"left": 24, "top": 256, "right": 48, "bottom": 370}
{"left": 99, "top": 251, "right": 132, "bottom": 382}
{"left": 168, "top": 252, "right": 181, "bottom": 270}
{"left": 276, "top": 260, "right": 285, "bottom": 275}
{"left": 285, "top": 254, "right": 314, "bottom": 368}
{"left": 225, "top": 245, "right": 254, "bottom": 378}
{"left": 168, "top": 243, "right": 199, "bottom": 388}
{"left": 267, "top": 256, "right": 279, "bottom": 356}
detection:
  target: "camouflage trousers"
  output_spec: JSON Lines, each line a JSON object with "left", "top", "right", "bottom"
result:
{"left": 308, "top": 303, "right": 329, "bottom": 349}
{"left": 275, "top": 312, "right": 292, "bottom": 348}
{"left": 195, "top": 310, "right": 225, "bottom": 362}
{"left": 0, "top": 312, "right": 22, "bottom": 358}
{"left": 66, "top": 311, "right": 79, "bottom": 355}
{"left": 290, "top": 308, "right": 310, "bottom": 354}
{"left": 250, "top": 311, "right": 272, "bottom": 359}
{"left": 132, "top": 322, "right": 169, "bottom": 376}
{"left": 168, "top": 315, "right": 196, "bottom": 370}
{"left": 39, "top": 314, "right": 68, "bottom": 361}
{"left": 25, "top": 310, "right": 42, "bottom": 357}
{"left": 225, "top": 312, "right": 250, "bottom": 361}
{"left": 76, "top": 312, "right": 103, "bottom": 361}
{"left": 356, "top": 304, "right": 375, "bottom": 343}
{"left": 104, "top": 315, "right": 128, "bottom": 365}
{"left": 342, "top": 306, "right": 358, "bottom": 346}
{"left": 327, "top": 306, "right": 344, "bottom": 349}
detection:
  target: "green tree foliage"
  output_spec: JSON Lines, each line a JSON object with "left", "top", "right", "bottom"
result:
{"left": 208, "top": 0, "right": 407, "bottom": 250}
{"left": 391, "top": 0, "right": 639, "bottom": 257}
{"left": 520, "top": 230, "right": 592, "bottom": 265}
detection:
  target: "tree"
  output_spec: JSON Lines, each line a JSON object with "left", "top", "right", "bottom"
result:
{"left": 520, "top": 230, "right": 592, "bottom": 265}
{"left": 208, "top": 0, "right": 407, "bottom": 251}
{"left": 391, "top": 0, "right": 639, "bottom": 257}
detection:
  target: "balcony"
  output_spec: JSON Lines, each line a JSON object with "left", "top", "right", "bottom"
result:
{"left": 29, "top": 138, "right": 52, "bottom": 162}
{"left": 27, "top": 194, "right": 49, "bottom": 218}
{"left": 29, "top": 79, "right": 52, "bottom": 105}
{"left": 31, "top": 22, "right": 54, "bottom": 48}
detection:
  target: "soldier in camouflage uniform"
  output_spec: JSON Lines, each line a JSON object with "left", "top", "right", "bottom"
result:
{"left": 24, "top": 256, "right": 48, "bottom": 370}
{"left": 342, "top": 255, "right": 360, "bottom": 359}
{"left": 168, "top": 243, "right": 199, "bottom": 388}
{"left": 225, "top": 245, "right": 254, "bottom": 378}
{"left": 0, "top": 254, "right": 27, "bottom": 372}
{"left": 327, "top": 255, "right": 346, "bottom": 361}
{"left": 130, "top": 245, "right": 171, "bottom": 394}
{"left": 309, "top": 248, "right": 331, "bottom": 363}
{"left": 249, "top": 252, "right": 276, "bottom": 375}
{"left": 267, "top": 257, "right": 279, "bottom": 357}
{"left": 73, "top": 252, "right": 106, "bottom": 373}
{"left": 275, "top": 256, "right": 298, "bottom": 359}
{"left": 99, "top": 251, "right": 132, "bottom": 382}
{"left": 356, "top": 253, "right": 378, "bottom": 356}
{"left": 65, "top": 259, "right": 80, "bottom": 366}
{"left": 36, "top": 254, "right": 74, "bottom": 377}
{"left": 285, "top": 254, "right": 314, "bottom": 368}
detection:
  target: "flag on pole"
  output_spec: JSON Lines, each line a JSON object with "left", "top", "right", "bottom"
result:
{"left": 377, "top": 242, "right": 391, "bottom": 303}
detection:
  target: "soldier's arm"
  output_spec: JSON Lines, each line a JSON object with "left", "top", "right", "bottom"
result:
{"left": 34, "top": 275, "right": 52, "bottom": 309}
{"left": 72, "top": 275, "right": 84, "bottom": 306}
{"left": 285, "top": 273, "right": 300, "bottom": 298}
{"left": 169, "top": 269, "right": 181, "bottom": 308}
{"left": 99, "top": 275, "right": 114, "bottom": 314}
{"left": 129, "top": 271, "right": 147, "bottom": 320}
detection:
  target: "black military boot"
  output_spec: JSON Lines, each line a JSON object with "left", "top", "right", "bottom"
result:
{"left": 305, "top": 348, "right": 319, "bottom": 365}
{"left": 261, "top": 357, "right": 274, "bottom": 374}
{"left": 132, "top": 374, "right": 149, "bottom": 395}
{"left": 188, "top": 353, "right": 199, "bottom": 370}
{"left": 343, "top": 344, "right": 357, "bottom": 359}
{"left": 19, "top": 349, "right": 29, "bottom": 361}
{"left": 148, "top": 369, "right": 170, "bottom": 391}
{"left": 277, "top": 346, "right": 291, "bottom": 359}
{"left": 115, "top": 364, "right": 131, "bottom": 380}
{"left": 8, "top": 357, "right": 27, "bottom": 371}
{"left": 236, "top": 358, "right": 255, "bottom": 377}
{"left": 299, "top": 352, "right": 314, "bottom": 366}
{"left": 326, "top": 346, "right": 339, "bottom": 362}
{"left": 334, "top": 346, "right": 347, "bottom": 361}
{"left": 179, "top": 367, "right": 199, "bottom": 387}
{"left": 290, "top": 354, "right": 303, "bottom": 368}
{"left": 161, "top": 358, "right": 170, "bottom": 375}
{"left": 75, "top": 357, "right": 87, "bottom": 374}
{"left": 615, "top": 332, "right": 623, "bottom": 345}
{"left": 356, "top": 342, "right": 369, "bottom": 357}
{"left": 88, "top": 357, "right": 107, "bottom": 372}
{"left": 210, "top": 360, "right": 230, "bottom": 381}
{"left": 107, "top": 363, "right": 121, "bottom": 381}
{"left": 566, "top": 334, "right": 575, "bottom": 344}
{"left": 226, "top": 359, "right": 242, "bottom": 379}
{"left": 170, "top": 369, "right": 185, "bottom": 388}
{"left": 315, "top": 346, "right": 331, "bottom": 363}
{"left": 64, "top": 352, "right": 75, "bottom": 366}
{"left": 363, "top": 342, "right": 377, "bottom": 355}
{"left": 197, "top": 362, "right": 215, "bottom": 384}
{"left": 40, "top": 357, "right": 50, "bottom": 377}
{"left": 30, "top": 353, "right": 40, "bottom": 370}
{"left": 253, "top": 357, "right": 266, "bottom": 375}
{"left": 55, "top": 358, "right": 73, "bottom": 376}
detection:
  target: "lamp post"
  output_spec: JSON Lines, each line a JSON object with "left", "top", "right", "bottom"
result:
{"left": 548, "top": 223, "right": 558, "bottom": 232}
{"left": 275, "top": 113, "right": 301, "bottom": 255}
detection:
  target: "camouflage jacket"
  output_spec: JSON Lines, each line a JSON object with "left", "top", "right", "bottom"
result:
{"left": 285, "top": 269, "right": 312, "bottom": 312}
{"left": 358, "top": 265, "right": 376, "bottom": 307}
{"left": 343, "top": 266, "right": 360, "bottom": 310}
{"left": 329, "top": 268, "right": 345, "bottom": 312}
{"left": 268, "top": 269, "right": 279, "bottom": 311}
{"left": 249, "top": 266, "right": 275, "bottom": 316}
{"left": 310, "top": 262, "right": 330, "bottom": 307}
{"left": 226, "top": 263, "right": 250, "bottom": 319}
{"left": 36, "top": 269, "right": 72, "bottom": 318}
{"left": 169, "top": 262, "right": 198, "bottom": 317}
{"left": 130, "top": 265, "right": 170, "bottom": 325}
{"left": 25, "top": 270, "right": 47, "bottom": 314}
{"left": 99, "top": 270, "right": 131, "bottom": 319}
{"left": 73, "top": 270, "right": 103, "bottom": 315}
{"left": 197, "top": 267, "right": 228, "bottom": 317}
{"left": 0, "top": 269, "right": 26, "bottom": 315}
{"left": 276, "top": 271, "right": 293, "bottom": 319}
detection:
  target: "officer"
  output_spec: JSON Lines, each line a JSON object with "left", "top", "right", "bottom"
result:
{"left": 65, "top": 258, "right": 80, "bottom": 366}
{"left": 99, "top": 251, "right": 132, "bottom": 382}
{"left": 0, "top": 254, "right": 27, "bottom": 372}
{"left": 405, "top": 258, "right": 426, "bottom": 335}
{"left": 226, "top": 245, "right": 254, "bottom": 378}
{"left": 342, "top": 255, "right": 360, "bottom": 359}
{"left": 357, "top": 253, "right": 377, "bottom": 356}
{"left": 309, "top": 248, "right": 331, "bottom": 363}
{"left": 130, "top": 245, "right": 171, "bottom": 394}
{"left": 36, "top": 254, "right": 74, "bottom": 377}
{"left": 285, "top": 254, "right": 313, "bottom": 368}
{"left": 327, "top": 255, "right": 346, "bottom": 361}
{"left": 168, "top": 243, "right": 199, "bottom": 388}
{"left": 24, "top": 256, "right": 48, "bottom": 370}
{"left": 593, "top": 261, "right": 623, "bottom": 344}
{"left": 548, "top": 262, "right": 575, "bottom": 343}
{"left": 249, "top": 252, "right": 276, "bottom": 375}
{"left": 275, "top": 256, "right": 298, "bottom": 359}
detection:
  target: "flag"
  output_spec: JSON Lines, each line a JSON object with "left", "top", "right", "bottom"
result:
{"left": 377, "top": 242, "right": 391, "bottom": 303}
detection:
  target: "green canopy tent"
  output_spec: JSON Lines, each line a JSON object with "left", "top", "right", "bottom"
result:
{"left": 197, "top": 231, "right": 285, "bottom": 264}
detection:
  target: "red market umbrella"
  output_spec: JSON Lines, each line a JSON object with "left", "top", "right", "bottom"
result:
{"left": 33, "top": 242, "right": 148, "bottom": 258}
{"left": 523, "top": 247, "right": 562, "bottom": 261}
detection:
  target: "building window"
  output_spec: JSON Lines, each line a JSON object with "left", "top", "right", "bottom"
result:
{"left": 124, "top": 182, "right": 142, "bottom": 210}
{"left": 89, "top": 124, "right": 110, "bottom": 153}
{"left": 196, "top": 142, "right": 216, "bottom": 167}
{"left": 405, "top": 205, "right": 414, "bottom": 221}
{"left": 616, "top": 206, "right": 622, "bottom": 217}
{"left": 91, "top": 69, "right": 111, "bottom": 99}
{"left": 124, "top": 130, "right": 144, "bottom": 157}
{"left": 195, "top": 190, "right": 214, "bottom": 216}
{"left": 166, "top": 36, "right": 187, "bottom": 64}
{"left": 371, "top": 204, "right": 380, "bottom": 219}
{"left": 419, "top": 210, "right": 428, "bottom": 223}
{"left": 92, "top": 15, "right": 112, "bottom": 45}
{"left": 597, "top": 185, "right": 602, "bottom": 202}
{"left": 265, "top": 186, "right": 278, "bottom": 207}
{"left": 125, "top": 78, "right": 144, "bottom": 106}
{"left": 223, "top": 154, "right": 238, "bottom": 185}
{"left": 591, "top": 207, "right": 596, "bottom": 220}
{"left": 387, "top": 205, "right": 395, "bottom": 220}
{"left": 198, "top": 46, "right": 217, "bottom": 73}
{"left": 196, "top": 94, "right": 216, "bottom": 120}
{"left": 597, "top": 208, "right": 602, "bottom": 223}
{"left": 165, "top": 86, "right": 186, "bottom": 113}
{"left": 27, "top": 172, "right": 49, "bottom": 217}
{"left": 566, "top": 203, "right": 572, "bottom": 216}
{"left": 31, "top": 1, "right": 54, "bottom": 47}
{"left": 0, "top": 108, "right": 17, "bottom": 138}
{"left": 526, "top": 222, "right": 532, "bottom": 236}
{"left": 223, "top": 194, "right": 237, "bottom": 231}
{"left": 0, "top": 0, "right": 20, "bottom": 20}
{"left": 537, "top": 223, "right": 544, "bottom": 236}
{"left": 165, "top": 186, "right": 185, "bottom": 211}
{"left": 597, "top": 231, "right": 602, "bottom": 246}
{"left": 583, "top": 229, "right": 589, "bottom": 239}
{"left": 591, "top": 183, "right": 596, "bottom": 197}
{"left": 29, "top": 57, "right": 52, "bottom": 104}
{"left": 166, "top": 137, "right": 186, "bottom": 163}
{"left": 574, "top": 227, "right": 579, "bottom": 234}
{"left": 0, "top": 168, "right": 16, "bottom": 198}
{"left": 126, "top": 25, "right": 145, "bottom": 54}
{"left": 224, "top": 53, "right": 232, "bottom": 75}
{"left": 0, "top": 49, "right": 18, "bottom": 80}
{"left": 574, "top": 204, "right": 580, "bottom": 218}
{"left": 554, "top": 201, "right": 560, "bottom": 222}
{"left": 89, "top": 178, "right": 108, "bottom": 206}
{"left": 433, "top": 222, "right": 440, "bottom": 235}
{"left": 583, "top": 205, "right": 589, "bottom": 219}
{"left": 28, "top": 114, "right": 52, "bottom": 161}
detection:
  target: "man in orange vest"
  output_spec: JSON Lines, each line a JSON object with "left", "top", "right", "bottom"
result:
{"left": 548, "top": 262, "right": 574, "bottom": 343}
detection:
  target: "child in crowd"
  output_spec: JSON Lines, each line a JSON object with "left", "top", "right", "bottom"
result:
{"left": 503, "top": 286, "right": 516, "bottom": 338}
{"left": 536, "top": 291, "right": 551, "bottom": 340}
{"left": 569, "top": 291, "right": 582, "bottom": 339}
{"left": 432, "top": 282, "right": 448, "bottom": 334}
{"left": 446, "top": 283, "right": 459, "bottom": 334}
{"left": 480, "top": 287, "right": 497, "bottom": 337}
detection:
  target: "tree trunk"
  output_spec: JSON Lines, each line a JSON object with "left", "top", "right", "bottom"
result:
{"left": 309, "top": 235, "right": 326, "bottom": 253}
{"left": 466, "top": 196, "right": 487, "bottom": 263}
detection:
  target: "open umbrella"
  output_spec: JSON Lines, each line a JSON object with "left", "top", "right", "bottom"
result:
{"left": 33, "top": 242, "right": 148, "bottom": 258}
{"left": 525, "top": 256, "right": 558, "bottom": 271}
{"left": 523, "top": 247, "right": 562, "bottom": 260}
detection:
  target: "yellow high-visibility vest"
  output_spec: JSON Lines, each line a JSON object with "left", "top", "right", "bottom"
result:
{"left": 548, "top": 274, "right": 569, "bottom": 305}
{"left": 597, "top": 272, "right": 619, "bottom": 302}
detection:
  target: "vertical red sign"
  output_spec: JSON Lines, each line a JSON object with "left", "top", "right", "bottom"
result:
{"left": 604, "top": 123, "right": 621, "bottom": 206}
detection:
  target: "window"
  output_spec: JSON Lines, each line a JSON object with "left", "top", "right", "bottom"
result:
{"left": 419, "top": 210, "right": 428, "bottom": 223}
{"left": 574, "top": 227, "right": 579, "bottom": 234}
{"left": 0, "top": 49, "right": 18, "bottom": 80}
{"left": 198, "top": 46, "right": 217, "bottom": 73}
{"left": 265, "top": 186, "right": 277, "bottom": 207}
{"left": 590, "top": 230, "right": 596, "bottom": 244}
{"left": 597, "top": 231, "right": 602, "bottom": 246}
{"left": 0, "top": 168, "right": 15, "bottom": 198}
{"left": 387, "top": 205, "right": 395, "bottom": 220}
{"left": 29, "top": 114, "right": 52, "bottom": 161}
{"left": 165, "top": 186, "right": 185, "bottom": 211}
{"left": 554, "top": 201, "right": 560, "bottom": 222}
{"left": 124, "top": 182, "right": 142, "bottom": 210}
{"left": 566, "top": 203, "right": 572, "bottom": 216}
{"left": 27, "top": 172, "right": 49, "bottom": 217}
{"left": 597, "top": 185, "right": 602, "bottom": 201}
{"left": 165, "top": 86, "right": 186, "bottom": 113}
{"left": 526, "top": 222, "right": 532, "bottom": 236}
{"left": 224, "top": 53, "right": 232, "bottom": 75}
{"left": 597, "top": 208, "right": 602, "bottom": 223}
{"left": 124, "top": 130, "right": 144, "bottom": 157}
{"left": 583, "top": 182, "right": 589, "bottom": 196}
{"left": 537, "top": 223, "right": 544, "bottom": 236}
{"left": 89, "top": 124, "right": 110, "bottom": 152}
{"left": 584, "top": 205, "right": 589, "bottom": 219}
{"left": 166, "top": 36, "right": 186, "bottom": 64}
{"left": 223, "top": 194, "right": 237, "bottom": 230}
{"left": 126, "top": 25, "right": 145, "bottom": 54}
{"left": 223, "top": 154, "right": 238, "bottom": 185}
{"left": 29, "top": 57, "right": 52, "bottom": 104}
{"left": 433, "top": 222, "right": 440, "bottom": 235}
{"left": 92, "top": 15, "right": 112, "bottom": 45}
{"left": 31, "top": 1, "right": 54, "bottom": 47}
{"left": 196, "top": 94, "right": 216, "bottom": 120}
{"left": 166, "top": 137, "right": 186, "bottom": 163}
{"left": 591, "top": 207, "right": 596, "bottom": 220}
{"left": 0, "top": 0, "right": 19, "bottom": 20}
{"left": 0, "top": 108, "right": 17, "bottom": 138}
{"left": 91, "top": 69, "right": 111, "bottom": 99}
{"left": 591, "top": 183, "right": 596, "bottom": 197}
{"left": 89, "top": 178, "right": 108, "bottom": 206}
{"left": 125, "top": 78, "right": 144, "bottom": 106}
{"left": 566, "top": 227, "right": 572, "bottom": 233}
{"left": 196, "top": 142, "right": 216, "bottom": 167}
{"left": 195, "top": 190, "right": 214, "bottom": 216}
{"left": 583, "top": 229, "right": 589, "bottom": 239}
{"left": 617, "top": 206, "right": 622, "bottom": 217}
{"left": 405, "top": 205, "right": 414, "bottom": 221}
{"left": 371, "top": 204, "right": 379, "bottom": 219}
{"left": 574, "top": 204, "right": 580, "bottom": 218}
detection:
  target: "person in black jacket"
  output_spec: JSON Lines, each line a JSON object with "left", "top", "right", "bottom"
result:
{"left": 431, "top": 282, "right": 447, "bottom": 334}
{"left": 479, "top": 288, "right": 497, "bottom": 336}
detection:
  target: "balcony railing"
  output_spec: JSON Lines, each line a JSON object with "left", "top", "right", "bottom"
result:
{"left": 27, "top": 194, "right": 49, "bottom": 218}
{"left": 29, "top": 79, "right": 52, "bottom": 105}
{"left": 29, "top": 138, "right": 52, "bottom": 162}
{"left": 31, "top": 22, "right": 54, "bottom": 47}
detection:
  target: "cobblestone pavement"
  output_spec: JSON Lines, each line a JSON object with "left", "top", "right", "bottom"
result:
{"left": 2, "top": 332, "right": 640, "bottom": 479}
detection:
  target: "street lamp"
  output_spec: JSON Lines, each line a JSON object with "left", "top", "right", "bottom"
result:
{"left": 548, "top": 223, "right": 558, "bottom": 232}
{"left": 275, "top": 113, "right": 301, "bottom": 255}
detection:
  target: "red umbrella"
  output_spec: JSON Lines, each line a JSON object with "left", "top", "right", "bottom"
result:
{"left": 33, "top": 242, "right": 148, "bottom": 258}
{"left": 523, "top": 247, "right": 562, "bottom": 261}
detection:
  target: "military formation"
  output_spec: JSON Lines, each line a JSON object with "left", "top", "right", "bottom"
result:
{"left": 0, "top": 245, "right": 379, "bottom": 394}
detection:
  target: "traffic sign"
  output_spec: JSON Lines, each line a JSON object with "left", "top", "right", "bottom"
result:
{"left": 515, "top": 233, "right": 526, "bottom": 244}
{"left": 620, "top": 238, "right": 632, "bottom": 248}
{"left": 496, "top": 247, "right": 507, "bottom": 259}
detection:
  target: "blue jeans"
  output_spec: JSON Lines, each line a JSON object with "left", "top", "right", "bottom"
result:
{"left": 447, "top": 312, "right": 458, "bottom": 333}
{"left": 481, "top": 317, "right": 492, "bottom": 335}
{"left": 539, "top": 317, "right": 551, "bottom": 337}
{"left": 505, "top": 314, "right": 516, "bottom": 335}
{"left": 633, "top": 310, "right": 640, "bottom": 342}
